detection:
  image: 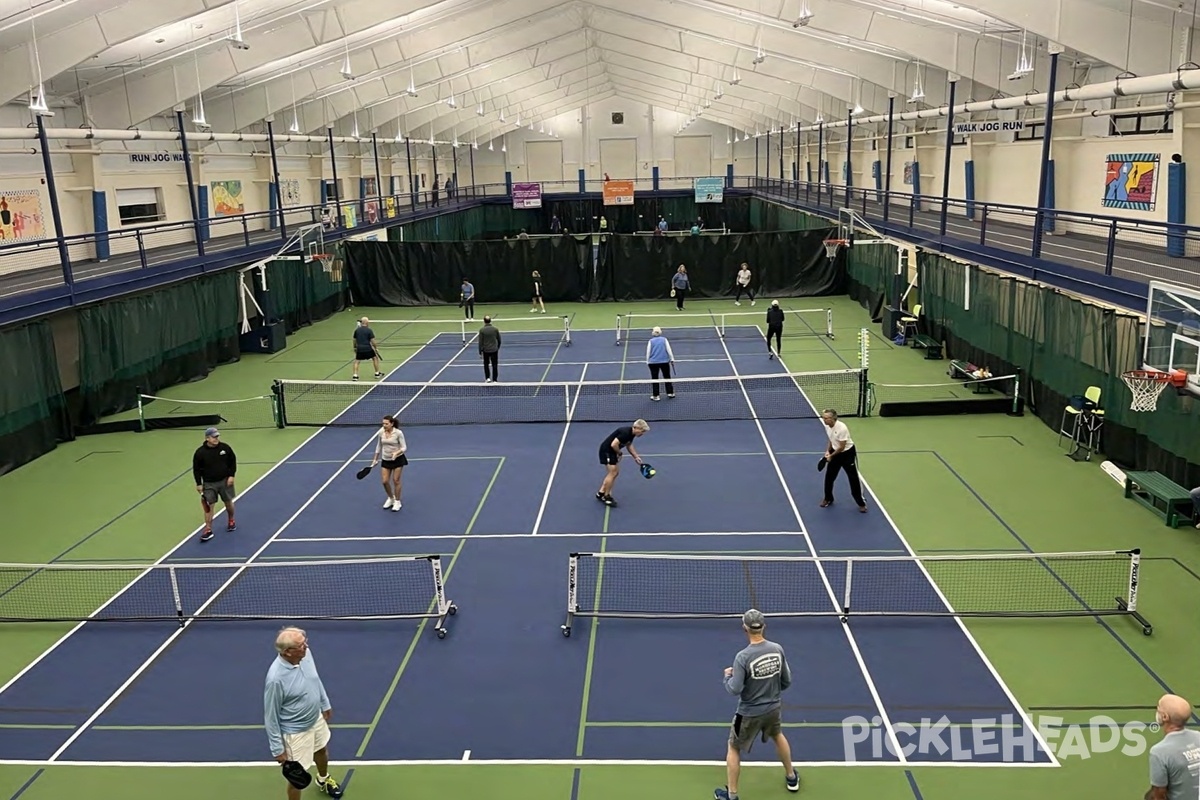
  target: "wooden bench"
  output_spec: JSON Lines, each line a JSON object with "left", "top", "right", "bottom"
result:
{"left": 1124, "top": 471, "right": 1195, "bottom": 528}
{"left": 911, "top": 333, "right": 943, "bottom": 360}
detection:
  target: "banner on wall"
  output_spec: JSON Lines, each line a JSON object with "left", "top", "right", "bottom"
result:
{"left": 693, "top": 176, "right": 724, "bottom": 203}
{"left": 602, "top": 179, "right": 635, "bottom": 206}
{"left": 953, "top": 120, "right": 1025, "bottom": 136}
{"left": 211, "top": 180, "right": 245, "bottom": 216}
{"left": 1103, "top": 153, "right": 1160, "bottom": 211}
{"left": 903, "top": 162, "right": 915, "bottom": 186}
{"left": 0, "top": 189, "right": 46, "bottom": 240}
{"left": 512, "top": 182, "right": 542, "bottom": 209}
{"left": 279, "top": 178, "right": 302, "bottom": 207}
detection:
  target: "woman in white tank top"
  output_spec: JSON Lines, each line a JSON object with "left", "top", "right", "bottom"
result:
{"left": 372, "top": 415, "right": 408, "bottom": 511}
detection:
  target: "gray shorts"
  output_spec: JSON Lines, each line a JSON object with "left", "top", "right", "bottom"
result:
{"left": 202, "top": 480, "right": 235, "bottom": 507}
{"left": 728, "top": 707, "right": 783, "bottom": 752}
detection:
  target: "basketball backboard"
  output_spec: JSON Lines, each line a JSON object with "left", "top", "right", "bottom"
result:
{"left": 1144, "top": 280, "right": 1200, "bottom": 396}
{"left": 298, "top": 223, "right": 325, "bottom": 262}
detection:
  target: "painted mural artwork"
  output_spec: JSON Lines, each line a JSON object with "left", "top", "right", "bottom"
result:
{"left": 1102, "top": 153, "right": 1159, "bottom": 211}
{"left": 0, "top": 190, "right": 47, "bottom": 240}
{"left": 211, "top": 180, "right": 246, "bottom": 216}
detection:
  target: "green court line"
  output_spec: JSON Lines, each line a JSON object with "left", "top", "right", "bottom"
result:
{"left": 0, "top": 723, "right": 76, "bottom": 730}
{"left": 353, "top": 456, "right": 504, "bottom": 758}
{"left": 91, "top": 723, "right": 370, "bottom": 731}
{"left": 575, "top": 534, "right": 607, "bottom": 757}
{"left": 537, "top": 329, "right": 569, "bottom": 384}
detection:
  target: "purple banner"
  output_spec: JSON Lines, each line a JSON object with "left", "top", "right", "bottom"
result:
{"left": 512, "top": 182, "right": 542, "bottom": 209}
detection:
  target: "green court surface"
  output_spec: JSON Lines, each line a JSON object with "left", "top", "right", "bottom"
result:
{"left": 1, "top": 296, "right": 1197, "bottom": 799}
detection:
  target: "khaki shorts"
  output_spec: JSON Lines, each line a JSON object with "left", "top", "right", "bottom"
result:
{"left": 202, "top": 480, "right": 235, "bottom": 507}
{"left": 282, "top": 715, "right": 331, "bottom": 770}
{"left": 728, "top": 706, "right": 783, "bottom": 752}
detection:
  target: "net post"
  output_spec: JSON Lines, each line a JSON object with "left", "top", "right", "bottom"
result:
{"left": 842, "top": 558, "right": 853, "bottom": 617}
{"left": 272, "top": 380, "right": 287, "bottom": 428}
{"left": 428, "top": 555, "right": 450, "bottom": 617}
{"left": 168, "top": 566, "right": 184, "bottom": 627}
{"left": 1126, "top": 549, "right": 1140, "bottom": 612}
{"left": 136, "top": 393, "right": 147, "bottom": 433}
{"left": 858, "top": 328, "right": 871, "bottom": 416}
{"left": 563, "top": 314, "right": 572, "bottom": 346}
{"left": 826, "top": 309, "right": 834, "bottom": 339}
{"left": 459, "top": 319, "right": 467, "bottom": 347}
{"left": 562, "top": 553, "right": 579, "bottom": 636}
{"left": 614, "top": 314, "right": 621, "bottom": 345}
{"left": 1007, "top": 368, "right": 1024, "bottom": 417}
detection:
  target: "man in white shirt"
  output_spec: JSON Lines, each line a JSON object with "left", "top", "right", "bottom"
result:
{"left": 734, "top": 263, "right": 755, "bottom": 306}
{"left": 1146, "top": 693, "right": 1200, "bottom": 800}
{"left": 820, "top": 409, "right": 867, "bottom": 512}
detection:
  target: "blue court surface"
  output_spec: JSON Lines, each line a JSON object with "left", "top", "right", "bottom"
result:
{"left": 0, "top": 320, "right": 1059, "bottom": 769}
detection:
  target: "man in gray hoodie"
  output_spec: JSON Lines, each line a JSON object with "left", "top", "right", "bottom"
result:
{"left": 715, "top": 609, "right": 800, "bottom": 800}
{"left": 478, "top": 316, "right": 502, "bottom": 383}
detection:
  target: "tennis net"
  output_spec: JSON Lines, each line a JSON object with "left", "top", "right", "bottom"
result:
{"left": 616, "top": 308, "right": 833, "bottom": 344}
{"left": 135, "top": 393, "right": 280, "bottom": 431}
{"left": 866, "top": 372, "right": 1023, "bottom": 417}
{"left": 561, "top": 549, "right": 1149, "bottom": 635}
{"left": 0, "top": 556, "right": 457, "bottom": 636}
{"left": 274, "top": 368, "right": 867, "bottom": 427}
{"left": 365, "top": 315, "right": 571, "bottom": 348}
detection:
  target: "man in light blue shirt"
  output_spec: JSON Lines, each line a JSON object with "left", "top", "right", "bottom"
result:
{"left": 716, "top": 610, "right": 799, "bottom": 800}
{"left": 1146, "top": 693, "right": 1200, "bottom": 800}
{"left": 645, "top": 326, "right": 676, "bottom": 400}
{"left": 264, "top": 627, "right": 345, "bottom": 798}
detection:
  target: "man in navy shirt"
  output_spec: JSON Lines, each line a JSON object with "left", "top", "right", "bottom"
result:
{"left": 460, "top": 278, "right": 475, "bottom": 321}
{"left": 596, "top": 420, "right": 649, "bottom": 507}
{"left": 351, "top": 317, "right": 382, "bottom": 381}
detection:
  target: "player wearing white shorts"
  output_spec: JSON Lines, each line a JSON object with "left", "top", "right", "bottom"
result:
{"left": 264, "top": 627, "right": 345, "bottom": 799}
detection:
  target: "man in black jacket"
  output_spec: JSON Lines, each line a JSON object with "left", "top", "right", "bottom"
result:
{"left": 766, "top": 301, "right": 785, "bottom": 358}
{"left": 193, "top": 427, "right": 237, "bottom": 542}
{"left": 479, "top": 316, "right": 502, "bottom": 383}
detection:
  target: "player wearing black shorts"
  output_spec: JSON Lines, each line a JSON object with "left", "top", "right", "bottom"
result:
{"left": 596, "top": 420, "right": 649, "bottom": 507}
{"left": 352, "top": 317, "right": 383, "bottom": 380}
{"left": 530, "top": 270, "right": 546, "bottom": 314}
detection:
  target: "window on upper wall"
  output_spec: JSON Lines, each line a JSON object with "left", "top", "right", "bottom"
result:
{"left": 114, "top": 187, "right": 164, "bottom": 225}
{"left": 1109, "top": 110, "right": 1173, "bottom": 136}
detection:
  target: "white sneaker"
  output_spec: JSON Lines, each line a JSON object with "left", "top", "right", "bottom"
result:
{"left": 486, "top": 378, "right": 492, "bottom": 383}
{"left": 751, "top": 300, "right": 756, "bottom": 306}
{"left": 530, "top": 308, "right": 538, "bottom": 313}
{"left": 383, "top": 498, "right": 393, "bottom": 509}
{"left": 392, "top": 500, "right": 402, "bottom": 511}
{"left": 540, "top": 309, "right": 546, "bottom": 313}
{"left": 735, "top": 301, "right": 741, "bottom": 306}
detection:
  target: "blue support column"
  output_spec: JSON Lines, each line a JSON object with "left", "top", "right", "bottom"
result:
{"left": 268, "top": 179, "right": 278, "bottom": 229}
{"left": 35, "top": 114, "right": 72, "bottom": 288}
{"left": 766, "top": 129, "right": 771, "bottom": 180}
{"left": 1043, "top": 161, "right": 1056, "bottom": 233}
{"left": 197, "top": 186, "right": 209, "bottom": 241}
{"left": 845, "top": 108, "right": 853, "bottom": 208}
{"left": 884, "top": 95, "right": 895, "bottom": 221}
{"left": 505, "top": 171, "right": 513, "bottom": 195}
{"left": 579, "top": 168, "right": 586, "bottom": 193}
{"left": 726, "top": 163, "right": 734, "bottom": 188}
{"left": 404, "top": 138, "right": 416, "bottom": 207}
{"left": 1168, "top": 160, "right": 1187, "bottom": 257}
{"left": 817, "top": 123, "right": 824, "bottom": 197}
{"left": 940, "top": 78, "right": 957, "bottom": 236}
{"left": 755, "top": 136, "right": 760, "bottom": 178}
{"left": 267, "top": 120, "right": 285, "bottom": 237}
{"left": 327, "top": 128, "right": 341, "bottom": 227}
{"left": 175, "top": 109, "right": 205, "bottom": 256}
{"left": 1032, "top": 49, "right": 1062, "bottom": 258}
{"left": 359, "top": 177, "right": 367, "bottom": 219}
{"left": 92, "top": 191, "right": 109, "bottom": 261}
{"left": 372, "top": 132, "right": 383, "bottom": 214}
{"left": 964, "top": 159, "right": 976, "bottom": 220}
{"left": 652, "top": 165, "right": 660, "bottom": 190}
{"left": 910, "top": 162, "right": 922, "bottom": 212}
{"left": 873, "top": 160, "right": 882, "bottom": 202}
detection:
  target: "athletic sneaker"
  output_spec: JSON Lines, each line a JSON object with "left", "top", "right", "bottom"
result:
{"left": 200, "top": 529, "right": 214, "bottom": 542}
{"left": 384, "top": 498, "right": 393, "bottom": 510}
{"left": 317, "top": 776, "right": 344, "bottom": 798}
{"left": 595, "top": 491, "right": 605, "bottom": 502}
{"left": 735, "top": 301, "right": 741, "bottom": 306}
{"left": 604, "top": 495, "right": 617, "bottom": 507}
{"left": 374, "top": 372, "right": 383, "bottom": 378}
{"left": 352, "top": 375, "right": 360, "bottom": 381}
{"left": 786, "top": 772, "right": 800, "bottom": 792}
{"left": 392, "top": 500, "right": 402, "bottom": 511}
{"left": 226, "top": 520, "right": 236, "bottom": 532}
{"left": 714, "top": 788, "right": 736, "bottom": 800}
{"left": 651, "top": 395, "right": 660, "bottom": 401}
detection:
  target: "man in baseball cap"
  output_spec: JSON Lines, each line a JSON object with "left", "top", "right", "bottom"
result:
{"left": 192, "top": 427, "right": 238, "bottom": 542}
{"left": 715, "top": 609, "right": 800, "bottom": 799}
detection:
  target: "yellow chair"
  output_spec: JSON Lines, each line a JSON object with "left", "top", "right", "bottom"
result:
{"left": 1058, "top": 386, "right": 1105, "bottom": 460}
{"left": 898, "top": 304, "right": 922, "bottom": 339}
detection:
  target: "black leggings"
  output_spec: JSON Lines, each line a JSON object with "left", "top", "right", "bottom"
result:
{"left": 766, "top": 326, "right": 782, "bottom": 354}
{"left": 823, "top": 446, "right": 865, "bottom": 506}
{"left": 674, "top": 288, "right": 687, "bottom": 309}
{"left": 482, "top": 352, "right": 498, "bottom": 381}
{"left": 649, "top": 362, "right": 674, "bottom": 397}
{"left": 735, "top": 285, "right": 755, "bottom": 302}
{"left": 463, "top": 299, "right": 475, "bottom": 319}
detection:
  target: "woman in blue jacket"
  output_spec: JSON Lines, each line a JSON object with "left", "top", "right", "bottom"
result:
{"left": 671, "top": 265, "right": 690, "bottom": 310}
{"left": 646, "top": 326, "right": 676, "bottom": 400}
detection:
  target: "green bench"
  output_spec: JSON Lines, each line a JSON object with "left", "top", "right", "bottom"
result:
{"left": 911, "top": 333, "right": 943, "bottom": 360}
{"left": 1124, "top": 471, "right": 1195, "bottom": 528}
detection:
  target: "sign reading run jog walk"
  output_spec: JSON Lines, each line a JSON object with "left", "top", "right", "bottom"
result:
{"left": 953, "top": 120, "right": 1026, "bottom": 136}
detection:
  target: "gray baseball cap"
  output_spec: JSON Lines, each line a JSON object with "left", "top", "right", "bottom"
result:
{"left": 742, "top": 609, "right": 766, "bottom": 631}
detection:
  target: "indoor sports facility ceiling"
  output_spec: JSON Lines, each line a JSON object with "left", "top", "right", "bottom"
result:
{"left": 0, "top": 0, "right": 1193, "bottom": 142}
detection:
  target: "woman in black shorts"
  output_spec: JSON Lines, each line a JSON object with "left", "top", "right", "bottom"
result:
{"left": 530, "top": 270, "right": 546, "bottom": 314}
{"left": 596, "top": 419, "right": 649, "bottom": 507}
{"left": 371, "top": 415, "right": 408, "bottom": 511}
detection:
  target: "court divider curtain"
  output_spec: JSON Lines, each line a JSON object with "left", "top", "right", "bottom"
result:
{"left": 917, "top": 251, "right": 1200, "bottom": 486}
{"left": 0, "top": 320, "right": 71, "bottom": 474}
{"left": 78, "top": 271, "right": 241, "bottom": 425}
{"left": 345, "top": 235, "right": 595, "bottom": 306}
{"left": 270, "top": 248, "right": 349, "bottom": 332}
{"left": 845, "top": 241, "right": 894, "bottom": 308}
{"left": 608, "top": 229, "right": 842, "bottom": 301}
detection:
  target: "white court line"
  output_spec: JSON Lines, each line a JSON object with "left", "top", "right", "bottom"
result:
{"left": 461, "top": 750, "right": 471, "bottom": 761}
{"left": 715, "top": 334, "right": 909, "bottom": 764}
{"left": 767, "top": 342, "right": 1062, "bottom": 768}
{"left": 278, "top": 530, "right": 811, "bottom": 542}
{"left": 0, "top": 757, "right": 1056, "bottom": 769}
{"left": 44, "top": 343, "right": 470, "bottom": 763}
{"left": 531, "top": 364, "right": 588, "bottom": 535}
{"left": 0, "top": 341, "right": 437, "bottom": 705}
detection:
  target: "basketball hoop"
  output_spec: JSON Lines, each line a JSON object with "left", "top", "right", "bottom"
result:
{"left": 309, "top": 253, "right": 333, "bottom": 273}
{"left": 823, "top": 239, "right": 848, "bottom": 260}
{"left": 1122, "top": 369, "right": 1187, "bottom": 412}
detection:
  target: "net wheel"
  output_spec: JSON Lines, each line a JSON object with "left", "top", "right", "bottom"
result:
{"left": 561, "top": 625, "right": 572, "bottom": 637}
{"left": 1143, "top": 625, "right": 1153, "bottom": 636}
{"left": 437, "top": 627, "right": 447, "bottom": 639}
{"left": 448, "top": 604, "right": 458, "bottom": 615}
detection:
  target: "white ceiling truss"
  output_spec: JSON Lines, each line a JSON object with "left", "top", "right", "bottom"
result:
{"left": 0, "top": 0, "right": 1193, "bottom": 147}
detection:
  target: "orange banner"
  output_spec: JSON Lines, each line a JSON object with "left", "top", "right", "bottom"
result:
{"left": 602, "top": 179, "right": 635, "bottom": 206}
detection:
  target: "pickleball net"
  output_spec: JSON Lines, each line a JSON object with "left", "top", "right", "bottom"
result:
{"left": 0, "top": 556, "right": 458, "bottom": 636}
{"left": 273, "top": 368, "right": 869, "bottom": 427}
{"left": 617, "top": 308, "right": 834, "bottom": 344}
{"left": 560, "top": 549, "right": 1150, "bottom": 635}
{"left": 364, "top": 315, "right": 572, "bottom": 348}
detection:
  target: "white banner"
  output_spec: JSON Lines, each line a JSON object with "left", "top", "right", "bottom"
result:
{"left": 953, "top": 120, "right": 1025, "bottom": 136}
